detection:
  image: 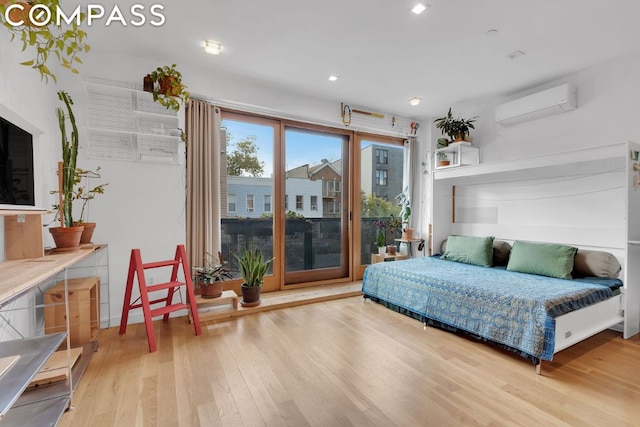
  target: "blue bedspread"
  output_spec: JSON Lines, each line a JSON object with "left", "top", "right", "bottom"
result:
{"left": 362, "top": 256, "right": 613, "bottom": 360}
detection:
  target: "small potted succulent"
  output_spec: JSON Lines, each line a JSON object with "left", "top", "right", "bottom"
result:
{"left": 434, "top": 108, "right": 477, "bottom": 143}
{"left": 193, "top": 251, "right": 233, "bottom": 298}
{"left": 147, "top": 64, "right": 190, "bottom": 111}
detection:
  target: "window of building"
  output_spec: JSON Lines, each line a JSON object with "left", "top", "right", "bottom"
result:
{"left": 246, "top": 194, "right": 254, "bottom": 212}
{"left": 376, "top": 169, "right": 388, "bottom": 186}
{"left": 264, "top": 194, "right": 272, "bottom": 212}
{"left": 376, "top": 148, "right": 388, "bottom": 165}
{"left": 228, "top": 194, "right": 236, "bottom": 212}
{"left": 310, "top": 195, "right": 318, "bottom": 211}
{"left": 285, "top": 194, "right": 288, "bottom": 210}
{"left": 296, "top": 195, "right": 303, "bottom": 210}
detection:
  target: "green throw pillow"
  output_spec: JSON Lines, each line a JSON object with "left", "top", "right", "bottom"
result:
{"left": 441, "top": 235, "right": 495, "bottom": 267}
{"left": 507, "top": 241, "right": 577, "bottom": 279}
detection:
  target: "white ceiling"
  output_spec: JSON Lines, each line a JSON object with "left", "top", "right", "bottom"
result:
{"left": 85, "top": 0, "right": 640, "bottom": 117}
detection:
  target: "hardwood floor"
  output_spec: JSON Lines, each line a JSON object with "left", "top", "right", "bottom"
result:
{"left": 60, "top": 296, "right": 640, "bottom": 426}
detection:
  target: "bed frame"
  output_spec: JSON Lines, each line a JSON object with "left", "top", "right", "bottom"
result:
{"left": 427, "top": 141, "right": 640, "bottom": 374}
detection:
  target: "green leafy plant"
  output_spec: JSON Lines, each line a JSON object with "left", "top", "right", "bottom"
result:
{"left": 395, "top": 186, "right": 411, "bottom": 226}
{"left": 193, "top": 251, "right": 233, "bottom": 286}
{"left": 73, "top": 167, "right": 107, "bottom": 223}
{"left": 433, "top": 108, "right": 477, "bottom": 142}
{"left": 0, "top": 0, "right": 90, "bottom": 83}
{"left": 235, "top": 247, "right": 274, "bottom": 287}
{"left": 149, "top": 64, "right": 190, "bottom": 111}
{"left": 50, "top": 92, "right": 107, "bottom": 227}
{"left": 386, "top": 215, "right": 403, "bottom": 242}
{"left": 55, "top": 90, "right": 78, "bottom": 227}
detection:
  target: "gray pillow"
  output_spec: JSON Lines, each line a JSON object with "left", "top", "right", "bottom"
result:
{"left": 573, "top": 250, "right": 621, "bottom": 278}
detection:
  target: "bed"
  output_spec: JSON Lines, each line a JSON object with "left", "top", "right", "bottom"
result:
{"left": 362, "top": 238, "right": 625, "bottom": 373}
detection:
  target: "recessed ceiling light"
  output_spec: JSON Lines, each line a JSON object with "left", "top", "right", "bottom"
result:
{"left": 204, "top": 40, "right": 222, "bottom": 55}
{"left": 328, "top": 75, "right": 339, "bottom": 82}
{"left": 409, "top": 97, "right": 422, "bottom": 106}
{"left": 506, "top": 50, "right": 526, "bottom": 60}
{"left": 411, "top": 3, "right": 428, "bottom": 15}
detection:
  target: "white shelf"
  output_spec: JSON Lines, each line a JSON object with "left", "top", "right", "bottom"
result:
{"left": 435, "top": 142, "right": 479, "bottom": 170}
{"left": 86, "top": 77, "right": 181, "bottom": 164}
{"left": 434, "top": 142, "right": 627, "bottom": 185}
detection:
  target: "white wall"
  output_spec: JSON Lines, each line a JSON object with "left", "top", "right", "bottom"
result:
{"left": 426, "top": 51, "right": 640, "bottom": 252}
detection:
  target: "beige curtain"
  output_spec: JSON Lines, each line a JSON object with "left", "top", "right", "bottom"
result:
{"left": 185, "top": 99, "right": 222, "bottom": 269}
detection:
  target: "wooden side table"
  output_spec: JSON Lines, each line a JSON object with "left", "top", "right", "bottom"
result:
{"left": 395, "top": 238, "right": 423, "bottom": 257}
{"left": 371, "top": 253, "right": 409, "bottom": 264}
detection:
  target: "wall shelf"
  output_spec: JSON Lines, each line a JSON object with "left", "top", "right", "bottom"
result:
{"left": 86, "top": 77, "right": 181, "bottom": 164}
{"left": 435, "top": 142, "right": 479, "bottom": 170}
{"left": 434, "top": 142, "right": 627, "bottom": 185}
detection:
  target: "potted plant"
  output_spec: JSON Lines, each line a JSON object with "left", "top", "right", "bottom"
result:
{"left": 0, "top": 0, "right": 90, "bottom": 83}
{"left": 235, "top": 247, "right": 273, "bottom": 307}
{"left": 193, "top": 251, "right": 233, "bottom": 298}
{"left": 434, "top": 108, "right": 477, "bottom": 143}
{"left": 148, "top": 64, "right": 190, "bottom": 111}
{"left": 385, "top": 215, "right": 402, "bottom": 255}
{"left": 436, "top": 138, "right": 450, "bottom": 167}
{"left": 373, "top": 219, "right": 386, "bottom": 255}
{"left": 396, "top": 187, "right": 413, "bottom": 240}
{"left": 49, "top": 91, "right": 84, "bottom": 251}
{"left": 72, "top": 167, "right": 108, "bottom": 244}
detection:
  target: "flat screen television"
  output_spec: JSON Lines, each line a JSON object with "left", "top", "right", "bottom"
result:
{"left": 0, "top": 116, "right": 35, "bottom": 207}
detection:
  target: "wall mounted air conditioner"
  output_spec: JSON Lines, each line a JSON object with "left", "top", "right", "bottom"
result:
{"left": 495, "top": 83, "right": 577, "bottom": 126}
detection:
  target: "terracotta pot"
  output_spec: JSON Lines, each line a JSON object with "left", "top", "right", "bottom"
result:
{"left": 438, "top": 160, "right": 450, "bottom": 167}
{"left": 74, "top": 222, "right": 96, "bottom": 244}
{"left": 159, "top": 76, "right": 180, "bottom": 96}
{"left": 200, "top": 281, "right": 223, "bottom": 298}
{"left": 402, "top": 228, "right": 414, "bottom": 240}
{"left": 241, "top": 284, "right": 261, "bottom": 306}
{"left": 49, "top": 225, "right": 84, "bottom": 252}
{"left": 387, "top": 245, "right": 397, "bottom": 255}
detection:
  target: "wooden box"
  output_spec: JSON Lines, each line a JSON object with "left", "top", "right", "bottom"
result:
{"left": 44, "top": 276, "right": 100, "bottom": 347}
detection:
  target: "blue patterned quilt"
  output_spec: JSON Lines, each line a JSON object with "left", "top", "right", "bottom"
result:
{"left": 362, "top": 256, "right": 613, "bottom": 360}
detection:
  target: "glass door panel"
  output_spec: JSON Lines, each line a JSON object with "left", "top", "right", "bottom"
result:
{"left": 284, "top": 127, "right": 349, "bottom": 284}
{"left": 220, "top": 115, "right": 278, "bottom": 291}
{"left": 359, "top": 139, "right": 405, "bottom": 266}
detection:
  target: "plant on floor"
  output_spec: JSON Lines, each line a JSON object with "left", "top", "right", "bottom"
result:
{"left": 235, "top": 247, "right": 274, "bottom": 306}
{"left": 0, "top": 0, "right": 90, "bottom": 83}
{"left": 433, "top": 108, "right": 477, "bottom": 142}
{"left": 193, "top": 251, "right": 233, "bottom": 298}
{"left": 148, "top": 64, "right": 190, "bottom": 111}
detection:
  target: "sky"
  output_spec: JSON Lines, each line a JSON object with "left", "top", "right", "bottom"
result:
{"left": 222, "top": 118, "right": 375, "bottom": 176}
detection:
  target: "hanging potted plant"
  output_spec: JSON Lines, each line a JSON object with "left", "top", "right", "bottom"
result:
{"left": 0, "top": 0, "right": 90, "bottom": 83}
{"left": 148, "top": 64, "right": 190, "bottom": 111}
{"left": 433, "top": 108, "right": 477, "bottom": 143}
{"left": 235, "top": 247, "right": 273, "bottom": 307}
{"left": 49, "top": 91, "right": 84, "bottom": 251}
{"left": 193, "top": 251, "right": 233, "bottom": 298}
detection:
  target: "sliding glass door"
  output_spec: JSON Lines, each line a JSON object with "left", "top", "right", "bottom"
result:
{"left": 283, "top": 127, "right": 350, "bottom": 285}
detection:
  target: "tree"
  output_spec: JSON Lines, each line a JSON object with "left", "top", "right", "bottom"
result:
{"left": 227, "top": 136, "right": 265, "bottom": 176}
{"left": 360, "top": 192, "right": 399, "bottom": 217}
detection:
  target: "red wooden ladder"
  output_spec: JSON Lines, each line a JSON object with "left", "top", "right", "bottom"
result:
{"left": 119, "top": 244, "right": 201, "bottom": 352}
